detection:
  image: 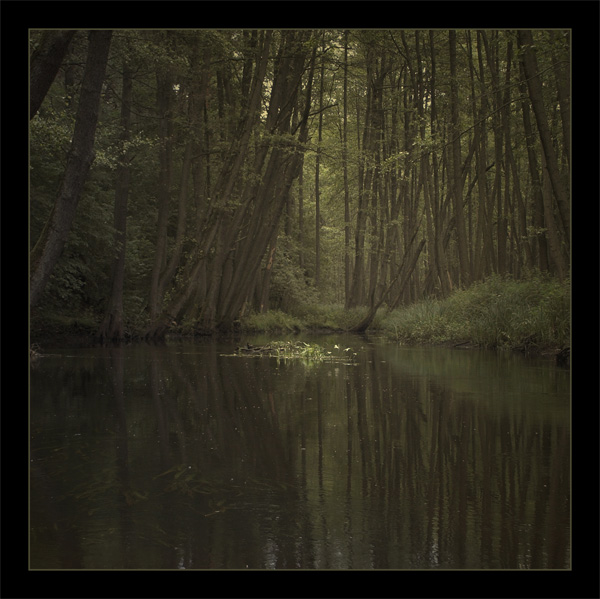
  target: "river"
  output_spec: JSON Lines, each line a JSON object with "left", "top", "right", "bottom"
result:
{"left": 29, "top": 335, "right": 570, "bottom": 570}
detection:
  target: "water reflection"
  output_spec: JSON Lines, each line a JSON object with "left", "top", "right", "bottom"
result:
{"left": 30, "top": 339, "right": 570, "bottom": 569}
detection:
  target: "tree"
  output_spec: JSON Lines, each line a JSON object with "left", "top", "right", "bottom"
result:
{"left": 342, "top": 30, "right": 352, "bottom": 307}
{"left": 30, "top": 30, "right": 76, "bottom": 119}
{"left": 97, "top": 61, "right": 133, "bottom": 341}
{"left": 517, "top": 30, "right": 569, "bottom": 278}
{"left": 30, "top": 30, "right": 112, "bottom": 307}
{"left": 29, "top": 29, "right": 571, "bottom": 335}
{"left": 448, "top": 30, "right": 471, "bottom": 287}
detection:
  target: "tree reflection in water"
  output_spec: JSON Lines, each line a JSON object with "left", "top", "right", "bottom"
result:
{"left": 30, "top": 340, "right": 570, "bottom": 569}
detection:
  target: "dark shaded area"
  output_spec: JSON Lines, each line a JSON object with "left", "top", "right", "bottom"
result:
{"left": 30, "top": 338, "right": 570, "bottom": 570}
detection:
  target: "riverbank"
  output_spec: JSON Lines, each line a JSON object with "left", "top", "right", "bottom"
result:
{"left": 30, "top": 274, "right": 570, "bottom": 361}
{"left": 241, "top": 274, "right": 570, "bottom": 355}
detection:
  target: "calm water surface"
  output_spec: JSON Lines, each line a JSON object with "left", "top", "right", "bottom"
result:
{"left": 29, "top": 336, "right": 570, "bottom": 570}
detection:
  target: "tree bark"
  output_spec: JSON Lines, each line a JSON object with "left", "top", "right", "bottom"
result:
{"left": 30, "top": 30, "right": 112, "bottom": 307}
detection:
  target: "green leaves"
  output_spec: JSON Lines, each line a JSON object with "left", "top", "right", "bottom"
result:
{"left": 230, "top": 340, "right": 357, "bottom": 363}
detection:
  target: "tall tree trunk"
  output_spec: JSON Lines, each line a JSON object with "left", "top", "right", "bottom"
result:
{"left": 216, "top": 32, "right": 312, "bottom": 329}
{"left": 30, "top": 30, "right": 77, "bottom": 119}
{"left": 500, "top": 37, "right": 514, "bottom": 274}
{"left": 449, "top": 31, "right": 471, "bottom": 287}
{"left": 98, "top": 62, "right": 133, "bottom": 341}
{"left": 148, "top": 67, "right": 174, "bottom": 322}
{"left": 549, "top": 30, "right": 570, "bottom": 170}
{"left": 158, "top": 140, "right": 192, "bottom": 296}
{"left": 427, "top": 31, "right": 451, "bottom": 297}
{"left": 467, "top": 31, "right": 485, "bottom": 280}
{"left": 30, "top": 30, "right": 112, "bottom": 307}
{"left": 314, "top": 37, "right": 325, "bottom": 288}
{"left": 518, "top": 60, "right": 549, "bottom": 272}
{"left": 540, "top": 151, "right": 568, "bottom": 279}
{"left": 518, "top": 30, "right": 570, "bottom": 248}
{"left": 364, "top": 53, "right": 387, "bottom": 311}
{"left": 474, "top": 32, "right": 496, "bottom": 276}
{"left": 343, "top": 31, "right": 352, "bottom": 309}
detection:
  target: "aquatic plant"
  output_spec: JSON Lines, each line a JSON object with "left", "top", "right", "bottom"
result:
{"left": 229, "top": 340, "right": 357, "bottom": 363}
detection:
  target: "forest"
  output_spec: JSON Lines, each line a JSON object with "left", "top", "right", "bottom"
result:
{"left": 29, "top": 29, "right": 571, "bottom": 346}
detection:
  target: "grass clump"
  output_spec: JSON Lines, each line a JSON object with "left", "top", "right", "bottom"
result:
{"left": 381, "top": 274, "right": 570, "bottom": 351}
{"left": 241, "top": 310, "right": 304, "bottom": 333}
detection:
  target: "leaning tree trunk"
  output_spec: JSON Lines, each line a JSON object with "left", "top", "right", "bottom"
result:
{"left": 98, "top": 62, "right": 133, "bottom": 342}
{"left": 350, "top": 229, "right": 425, "bottom": 333}
{"left": 30, "top": 30, "right": 77, "bottom": 119}
{"left": 30, "top": 30, "right": 112, "bottom": 307}
{"left": 143, "top": 31, "right": 274, "bottom": 339}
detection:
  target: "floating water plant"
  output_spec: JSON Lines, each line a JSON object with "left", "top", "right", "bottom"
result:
{"left": 227, "top": 341, "right": 357, "bottom": 362}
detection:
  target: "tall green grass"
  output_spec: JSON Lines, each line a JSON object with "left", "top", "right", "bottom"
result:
{"left": 241, "top": 303, "right": 380, "bottom": 333}
{"left": 240, "top": 274, "right": 570, "bottom": 352}
{"left": 380, "top": 274, "right": 570, "bottom": 350}
{"left": 241, "top": 310, "right": 304, "bottom": 333}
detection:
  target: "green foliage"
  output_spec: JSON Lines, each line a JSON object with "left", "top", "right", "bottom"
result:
{"left": 241, "top": 310, "right": 304, "bottom": 333}
{"left": 231, "top": 340, "right": 357, "bottom": 363}
{"left": 29, "top": 29, "right": 570, "bottom": 340}
{"left": 380, "top": 274, "right": 570, "bottom": 351}
{"left": 242, "top": 302, "right": 382, "bottom": 333}
{"left": 381, "top": 299, "right": 451, "bottom": 344}
{"left": 267, "top": 236, "right": 320, "bottom": 312}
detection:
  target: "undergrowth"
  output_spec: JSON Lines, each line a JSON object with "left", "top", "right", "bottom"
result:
{"left": 380, "top": 274, "right": 570, "bottom": 350}
{"left": 241, "top": 310, "right": 304, "bottom": 333}
{"left": 241, "top": 275, "right": 570, "bottom": 352}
